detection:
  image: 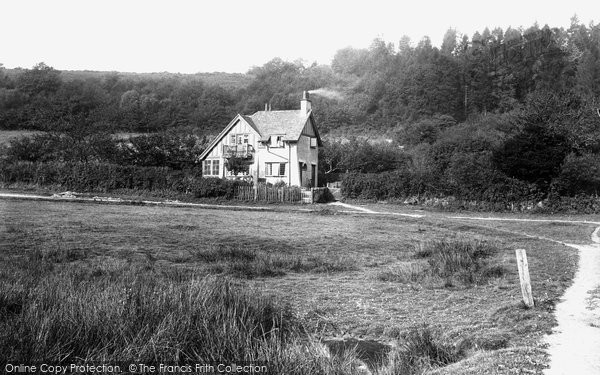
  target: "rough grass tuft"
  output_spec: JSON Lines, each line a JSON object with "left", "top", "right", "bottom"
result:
{"left": 193, "top": 244, "right": 358, "bottom": 278}
{"left": 380, "top": 325, "right": 464, "bottom": 375}
{"left": 379, "top": 237, "right": 507, "bottom": 286}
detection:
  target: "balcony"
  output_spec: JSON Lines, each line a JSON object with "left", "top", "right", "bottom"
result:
{"left": 223, "top": 144, "right": 255, "bottom": 159}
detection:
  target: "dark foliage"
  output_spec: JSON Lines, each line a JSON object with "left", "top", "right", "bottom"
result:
{"left": 1, "top": 19, "right": 600, "bottom": 207}
{"left": 0, "top": 161, "right": 248, "bottom": 199}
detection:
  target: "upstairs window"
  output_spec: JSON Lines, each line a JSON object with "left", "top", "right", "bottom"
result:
{"left": 230, "top": 133, "right": 249, "bottom": 145}
{"left": 270, "top": 135, "right": 283, "bottom": 147}
{"left": 310, "top": 137, "right": 318, "bottom": 148}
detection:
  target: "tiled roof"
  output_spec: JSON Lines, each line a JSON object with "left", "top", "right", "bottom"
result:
{"left": 199, "top": 109, "right": 321, "bottom": 161}
{"left": 248, "top": 110, "right": 311, "bottom": 142}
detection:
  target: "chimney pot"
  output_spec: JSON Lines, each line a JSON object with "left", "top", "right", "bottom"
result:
{"left": 300, "top": 91, "right": 311, "bottom": 114}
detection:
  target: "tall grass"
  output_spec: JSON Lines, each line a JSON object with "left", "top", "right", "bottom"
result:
{"left": 1, "top": 269, "right": 292, "bottom": 362}
{"left": 419, "top": 238, "right": 498, "bottom": 284}
{"left": 192, "top": 244, "right": 359, "bottom": 278}
{"left": 0, "top": 252, "right": 476, "bottom": 374}
{"left": 0, "top": 256, "right": 370, "bottom": 374}
{"left": 379, "top": 237, "right": 507, "bottom": 286}
{"left": 380, "top": 325, "right": 464, "bottom": 375}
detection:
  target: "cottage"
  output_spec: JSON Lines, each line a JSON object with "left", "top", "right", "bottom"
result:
{"left": 199, "top": 91, "right": 322, "bottom": 187}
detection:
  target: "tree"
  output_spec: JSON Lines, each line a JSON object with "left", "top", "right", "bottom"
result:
{"left": 441, "top": 29, "right": 458, "bottom": 56}
{"left": 494, "top": 122, "right": 570, "bottom": 190}
{"left": 552, "top": 153, "right": 600, "bottom": 196}
{"left": 16, "top": 62, "right": 61, "bottom": 97}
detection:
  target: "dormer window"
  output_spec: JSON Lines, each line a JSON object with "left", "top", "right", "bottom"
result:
{"left": 270, "top": 135, "right": 284, "bottom": 147}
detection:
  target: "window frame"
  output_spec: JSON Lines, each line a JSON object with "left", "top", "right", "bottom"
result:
{"left": 203, "top": 159, "right": 220, "bottom": 176}
{"left": 270, "top": 135, "right": 284, "bottom": 148}
{"left": 265, "top": 162, "right": 287, "bottom": 177}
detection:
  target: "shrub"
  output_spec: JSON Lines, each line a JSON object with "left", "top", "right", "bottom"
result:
{"left": 552, "top": 153, "right": 600, "bottom": 196}
{"left": 313, "top": 187, "right": 335, "bottom": 203}
{"left": 190, "top": 177, "right": 249, "bottom": 199}
{"left": 341, "top": 171, "right": 413, "bottom": 200}
{"left": 0, "top": 161, "right": 253, "bottom": 199}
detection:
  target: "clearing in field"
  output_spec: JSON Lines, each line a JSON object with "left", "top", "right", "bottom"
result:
{"left": 0, "top": 199, "right": 588, "bottom": 374}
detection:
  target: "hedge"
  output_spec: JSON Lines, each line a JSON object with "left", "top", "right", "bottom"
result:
{"left": 0, "top": 161, "right": 249, "bottom": 199}
{"left": 341, "top": 171, "right": 541, "bottom": 204}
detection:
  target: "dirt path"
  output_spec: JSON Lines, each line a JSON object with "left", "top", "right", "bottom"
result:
{"left": 543, "top": 227, "right": 600, "bottom": 375}
{"left": 334, "top": 202, "right": 600, "bottom": 374}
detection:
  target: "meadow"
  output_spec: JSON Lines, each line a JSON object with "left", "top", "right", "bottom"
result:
{"left": 0, "top": 198, "right": 588, "bottom": 374}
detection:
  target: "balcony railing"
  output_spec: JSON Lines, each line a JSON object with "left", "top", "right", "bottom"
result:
{"left": 223, "top": 144, "right": 255, "bottom": 159}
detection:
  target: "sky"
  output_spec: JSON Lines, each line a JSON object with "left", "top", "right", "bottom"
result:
{"left": 1, "top": 0, "right": 597, "bottom": 74}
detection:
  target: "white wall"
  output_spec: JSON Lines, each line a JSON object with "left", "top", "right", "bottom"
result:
{"left": 256, "top": 142, "right": 292, "bottom": 185}
{"left": 203, "top": 116, "right": 319, "bottom": 186}
{"left": 203, "top": 119, "right": 260, "bottom": 178}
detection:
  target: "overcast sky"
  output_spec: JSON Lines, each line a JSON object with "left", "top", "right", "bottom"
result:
{"left": 1, "top": 0, "right": 597, "bottom": 74}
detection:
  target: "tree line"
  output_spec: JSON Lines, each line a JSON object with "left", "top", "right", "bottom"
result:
{"left": 1, "top": 17, "right": 600, "bottom": 209}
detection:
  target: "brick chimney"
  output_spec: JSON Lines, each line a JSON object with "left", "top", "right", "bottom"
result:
{"left": 300, "top": 91, "right": 311, "bottom": 114}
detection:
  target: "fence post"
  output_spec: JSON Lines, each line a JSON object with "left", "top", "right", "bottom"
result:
{"left": 515, "top": 249, "right": 534, "bottom": 308}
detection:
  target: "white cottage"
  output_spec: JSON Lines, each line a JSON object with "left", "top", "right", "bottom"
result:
{"left": 199, "top": 91, "right": 322, "bottom": 187}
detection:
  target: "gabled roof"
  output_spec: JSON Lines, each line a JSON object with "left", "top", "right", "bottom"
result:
{"left": 199, "top": 109, "right": 322, "bottom": 161}
{"left": 248, "top": 110, "right": 311, "bottom": 142}
{"left": 198, "top": 114, "right": 259, "bottom": 160}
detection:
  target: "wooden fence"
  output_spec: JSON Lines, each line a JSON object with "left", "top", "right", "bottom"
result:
{"left": 235, "top": 185, "right": 310, "bottom": 203}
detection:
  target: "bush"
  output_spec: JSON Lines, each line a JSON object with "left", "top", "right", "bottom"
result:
{"left": 313, "top": 187, "right": 335, "bottom": 203}
{"left": 341, "top": 171, "right": 414, "bottom": 200}
{"left": 0, "top": 161, "right": 252, "bottom": 199}
{"left": 190, "top": 177, "right": 249, "bottom": 199}
{"left": 552, "top": 153, "right": 600, "bottom": 196}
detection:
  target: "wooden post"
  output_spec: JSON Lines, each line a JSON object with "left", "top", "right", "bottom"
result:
{"left": 515, "top": 249, "right": 534, "bottom": 308}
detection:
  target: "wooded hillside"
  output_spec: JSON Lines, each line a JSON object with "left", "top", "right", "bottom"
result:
{"left": 2, "top": 18, "right": 600, "bottom": 209}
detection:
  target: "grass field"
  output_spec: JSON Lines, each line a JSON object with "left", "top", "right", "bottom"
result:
{"left": 0, "top": 198, "right": 588, "bottom": 374}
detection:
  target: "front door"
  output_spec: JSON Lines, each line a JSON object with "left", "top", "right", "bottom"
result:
{"left": 311, "top": 164, "right": 316, "bottom": 187}
{"left": 299, "top": 162, "right": 303, "bottom": 186}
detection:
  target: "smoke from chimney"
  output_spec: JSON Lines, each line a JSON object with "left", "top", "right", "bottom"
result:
{"left": 308, "top": 88, "right": 344, "bottom": 101}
